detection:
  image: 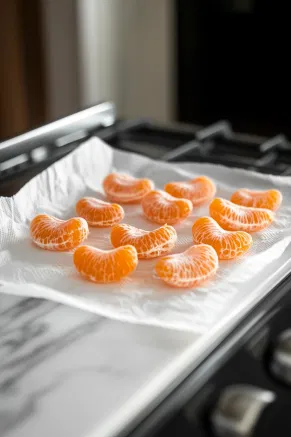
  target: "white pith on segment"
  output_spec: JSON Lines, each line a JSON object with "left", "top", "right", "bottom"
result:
{"left": 103, "top": 173, "right": 154, "bottom": 202}
{"left": 76, "top": 197, "right": 124, "bottom": 227}
{"left": 74, "top": 244, "right": 138, "bottom": 283}
{"left": 141, "top": 190, "right": 193, "bottom": 224}
{"left": 231, "top": 188, "right": 282, "bottom": 211}
{"left": 110, "top": 223, "right": 177, "bottom": 259}
{"left": 210, "top": 198, "right": 274, "bottom": 232}
{"left": 155, "top": 244, "right": 219, "bottom": 288}
{"left": 30, "top": 214, "right": 89, "bottom": 250}
{"left": 192, "top": 216, "right": 252, "bottom": 260}
{"left": 165, "top": 176, "right": 216, "bottom": 206}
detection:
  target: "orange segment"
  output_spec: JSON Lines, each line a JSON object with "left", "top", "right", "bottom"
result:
{"left": 209, "top": 198, "right": 274, "bottom": 232}
{"left": 192, "top": 216, "right": 252, "bottom": 260}
{"left": 73, "top": 244, "right": 138, "bottom": 283}
{"left": 230, "top": 188, "right": 282, "bottom": 211}
{"left": 164, "top": 176, "right": 216, "bottom": 206}
{"left": 110, "top": 223, "right": 177, "bottom": 259}
{"left": 103, "top": 172, "right": 154, "bottom": 203}
{"left": 76, "top": 197, "right": 124, "bottom": 227}
{"left": 30, "top": 214, "right": 88, "bottom": 251}
{"left": 141, "top": 190, "right": 193, "bottom": 224}
{"left": 155, "top": 244, "right": 218, "bottom": 288}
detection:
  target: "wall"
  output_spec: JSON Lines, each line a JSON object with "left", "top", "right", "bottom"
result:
{"left": 77, "top": 0, "right": 123, "bottom": 111}
{"left": 41, "top": 0, "right": 174, "bottom": 122}
{"left": 120, "top": 0, "right": 174, "bottom": 122}
{"left": 41, "top": 0, "right": 80, "bottom": 120}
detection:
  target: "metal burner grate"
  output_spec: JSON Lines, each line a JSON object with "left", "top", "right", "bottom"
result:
{"left": 0, "top": 102, "right": 291, "bottom": 197}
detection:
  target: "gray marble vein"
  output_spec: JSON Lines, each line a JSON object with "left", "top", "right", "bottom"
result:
{"left": 0, "top": 294, "right": 196, "bottom": 437}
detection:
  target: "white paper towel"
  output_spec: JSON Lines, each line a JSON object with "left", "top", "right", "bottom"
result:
{"left": 1, "top": 137, "right": 291, "bottom": 332}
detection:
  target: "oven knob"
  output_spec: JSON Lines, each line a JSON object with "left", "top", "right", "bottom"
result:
{"left": 271, "top": 329, "right": 291, "bottom": 385}
{"left": 210, "top": 385, "right": 275, "bottom": 437}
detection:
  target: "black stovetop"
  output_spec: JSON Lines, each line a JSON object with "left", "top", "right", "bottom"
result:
{"left": 1, "top": 103, "right": 291, "bottom": 437}
{"left": 1, "top": 103, "right": 291, "bottom": 198}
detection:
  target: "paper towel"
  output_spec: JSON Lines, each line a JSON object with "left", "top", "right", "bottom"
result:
{"left": 1, "top": 137, "right": 291, "bottom": 332}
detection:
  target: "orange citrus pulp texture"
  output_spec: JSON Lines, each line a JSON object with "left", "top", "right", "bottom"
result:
{"left": 209, "top": 197, "right": 274, "bottom": 233}
{"left": 141, "top": 190, "right": 193, "bottom": 224}
{"left": 73, "top": 244, "right": 138, "bottom": 283}
{"left": 30, "top": 168, "right": 283, "bottom": 289}
{"left": 110, "top": 223, "right": 177, "bottom": 259}
{"left": 164, "top": 176, "right": 216, "bottom": 206}
{"left": 192, "top": 216, "right": 252, "bottom": 260}
{"left": 103, "top": 172, "right": 154, "bottom": 203}
{"left": 76, "top": 197, "right": 124, "bottom": 227}
{"left": 30, "top": 214, "right": 88, "bottom": 251}
{"left": 155, "top": 244, "right": 218, "bottom": 288}
{"left": 230, "top": 188, "right": 282, "bottom": 211}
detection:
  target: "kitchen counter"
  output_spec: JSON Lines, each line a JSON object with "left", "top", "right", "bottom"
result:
{"left": 0, "top": 294, "right": 197, "bottom": 437}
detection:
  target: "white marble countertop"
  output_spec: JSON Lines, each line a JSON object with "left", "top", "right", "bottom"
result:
{"left": 0, "top": 294, "right": 197, "bottom": 437}
{"left": 2, "top": 248, "right": 291, "bottom": 437}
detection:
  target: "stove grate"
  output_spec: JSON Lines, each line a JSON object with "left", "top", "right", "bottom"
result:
{"left": 1, "top": 103, "right": 291, "bottom": 197}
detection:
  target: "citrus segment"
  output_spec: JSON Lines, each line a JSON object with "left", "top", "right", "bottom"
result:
{"left": 209, "top": 198, "right": 274, "bottom": 232}
{"left": 141, "top": 190, "right": 193, "bottom": 224}
{"left": 164, "top": 176, "right": 216, "bottom": 206}
{"left": 73, "top": 244, "right": 138, "bottom": 283}
{"left": 230, "top": 188, "right": 282, "bottom": 211}
{"left": 155, "top": 244, "right": 218, "bottom": 288}
{"left": 110, "top": 223, "right": 177, "bottom": 259}
{"left": 103, "top": 172, "right": 154, "bottom": 203}
{"left": 30, "top": 214, "right": 88, "bottom": 251}
{"left": 192, "top": 216, "right": 252, "bottom": 260}
{"left": 76, "top": 197, "right": 124, "bottom": 227}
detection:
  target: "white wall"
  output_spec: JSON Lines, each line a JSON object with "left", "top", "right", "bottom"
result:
{"left": 42, "top": 0, "right": 174, "bottom": 122}
{"left": 41, "top": 0, "right": 80, "bottom": 120}
{"left": 120, "top": 0, "right": 175, "bottom": 122}
{"left": 77, "top": 0, "right": 124, "bottom": 111}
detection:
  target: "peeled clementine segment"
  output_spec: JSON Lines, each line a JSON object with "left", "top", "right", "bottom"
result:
{"left": 141, "top": 190, "right": 193, "bottom": 224}
{"left": 209, "top": 197, "right": 274, "bottom": 233}
{"left": 192, "top": 216, "right": 252, "bottom": 260}
{"left": 155, "top": 244, "right": 218, "bottom": 288}
{"left": 103, "top": 172, "right": 154, "bottom": 203}
{"left": 164, "top": 176, "right": 216, "bottom": 206}
{"left": 110, "top": 223, "right": 177, "bottom": 259}
{"left": 30, "top": 214, "right": 88, "bottom": 251}
{"left": 76, "top": 197, "right": 124, "bottom": 227}
{"left": 73, "top": 244, "right": 138, "bottom": 283}
{"left": 230, "top": 188, "right": 282, "bottom": 211}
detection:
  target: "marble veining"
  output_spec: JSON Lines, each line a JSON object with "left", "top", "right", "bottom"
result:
{"left": 0, "top": 294, "right": 196, "bottom": 437}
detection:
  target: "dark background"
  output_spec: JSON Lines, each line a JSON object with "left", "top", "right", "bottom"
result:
{"left": 176, "top": 0, "right": 291, "bottom": 136}
{"left": 1, "top": 0, "right": 291, "bottom": 140}
{"left": 0, "top": 0, "right": 46, "bottom": 140}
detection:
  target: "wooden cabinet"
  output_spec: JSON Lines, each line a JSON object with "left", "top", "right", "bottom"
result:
{"left": 0, "top": 0, "right": 45, "bottom": 140}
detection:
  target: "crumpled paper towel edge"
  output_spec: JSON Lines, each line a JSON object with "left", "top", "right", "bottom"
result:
{"left": 0, "top": 136, "right": 291, "bottom": 333}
